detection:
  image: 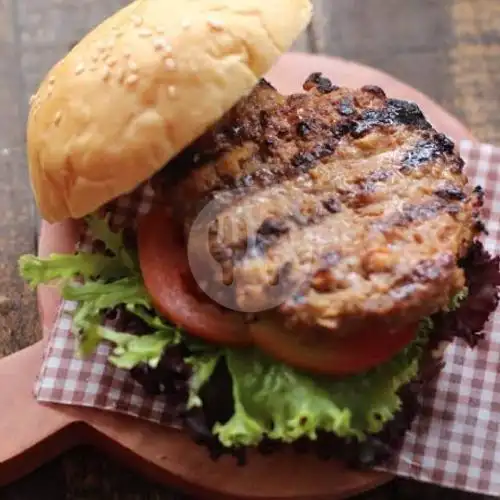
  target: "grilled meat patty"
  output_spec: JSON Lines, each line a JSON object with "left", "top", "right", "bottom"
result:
{"left": 160, "top": 74, "right": 483, "bottom": 338}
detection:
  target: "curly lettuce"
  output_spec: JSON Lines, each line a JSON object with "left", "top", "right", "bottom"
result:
{"left": 19, "top": 216, "right": 179, "bottom": 358}
{"left": 194, "top": 320, "right": 431, "bottom": 447}
{"left": 18, "top": 214, "right": 461, "bottom": 449}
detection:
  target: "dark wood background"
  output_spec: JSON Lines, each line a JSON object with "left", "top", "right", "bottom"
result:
{"left": 1, "top": 0, "right": 499, "bottom": 498}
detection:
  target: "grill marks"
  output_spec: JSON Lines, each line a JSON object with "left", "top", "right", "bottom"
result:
{"left": 385, "top": 253, "right": 457, "bottom": 305}
{"left": 375, "top": 199, "right": 461, "bottom": 232}
{"left": 401, "top": 133, "right": 464, "bottom": 173}
{"left": 210, "top": 189, "right": 346, "bottom": 264}
{"left": 254, "top": 218, "right": 291, "bottom": 255}
{"left": 209, "top": 121, "right": 353, "bottom": 191}
{"left": 169, "top": 74, "right": 461, "bottom": 206}
{"left": 322, "top": 197, "right": 342, "bottom": 214}
{"left": 337, "top": 97, "right": 356, "bottom": 116}
{"left": 351, "top": 99, "right": 432, "bottom": 138}
{"left": 207, "top": 164, "right": 463, "bottom": 271}
{"left": 434, "top": 183, "right": 466, "bottom": 201}
{"left": 205, "top": 149, "right": 414, "bottom": 265}
{"left": 167, "top": 74, "right": 478, "bottom": 336}
{"left": 220, "top": 95, "right": 456, "bottom": 194}
{"left": 198, "top": 154, "right": 466, "bottom": 279}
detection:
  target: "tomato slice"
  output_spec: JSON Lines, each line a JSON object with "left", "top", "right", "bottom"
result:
{"left": 137, "top": 206, "right": 252, "bottom": 346}
{"left": 138, "top": 206, "right": 416, "bottom": 372}
{"left": 248, "top": 320, "right": 417, "bottom": 376}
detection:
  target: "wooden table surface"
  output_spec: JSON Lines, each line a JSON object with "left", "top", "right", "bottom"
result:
{"left": 1, "top": 0, "right": 499, "bottom": 498}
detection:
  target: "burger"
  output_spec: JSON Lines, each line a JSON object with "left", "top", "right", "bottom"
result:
{"left": 19, "top": 0, "right": 500, "bottom": 468}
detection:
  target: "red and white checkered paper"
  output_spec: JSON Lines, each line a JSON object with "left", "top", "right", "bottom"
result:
{"left": 35, "top": 141, "right": 500, "bottom": 496}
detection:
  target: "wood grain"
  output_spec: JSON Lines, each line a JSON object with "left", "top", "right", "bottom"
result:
{"left": 0, "top": 0, "right": 40, "bottom": 358}
{"left": 1, "top": 0, "right": 499, "bottom": 499}
{"left": 449, "top": 0, "right": 500, "bottom": 144}
{"left": 2, "top": 52, "right": 473, "bottom": 499}
{"left": 311, "top": 0, "right": 500, "bottom": 146}
{"left": 310, "top": 0, "right": 456, "bottom": 108}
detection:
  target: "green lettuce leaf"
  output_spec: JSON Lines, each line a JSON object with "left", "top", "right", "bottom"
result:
{"left": 187, "top": 352, "right": 221, "bottom": 409}
{"left": 210, "top": 320, "right": 430, "bottom": 447}
{"left": 103, "top": 304, "right": 183, "bottom": 368}
{"left": 97, "top": 326, "right": 179, "bottom": 369}
{"left": 125, "top": 303, "right": 180, "bottom": 334}
{"left": 18, "top": 213, "right": 466, "bottom": 449}
{"left": 61, "top": 278, "right": 153, "bottom": 354}
{"left": 445, "top": 287, "right": 469, "bottom": 312}
{"left": 19, "top": 214, "right": 138, "bottom": 287}
{"left": 19, "top": 212, "right": 181, "bottom": 363}
{"left": 85, "top": 214, "right": 137, "bottom": 271}
{"left": 62, "top": 278, "right": 149, "bottom": 306}
{"left": 19, "top": 253, "right": 128, "bottom": 286}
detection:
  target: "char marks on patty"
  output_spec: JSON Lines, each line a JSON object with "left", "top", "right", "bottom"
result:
{"left": 160, "top": 73, "right": 483, "bottom": 337}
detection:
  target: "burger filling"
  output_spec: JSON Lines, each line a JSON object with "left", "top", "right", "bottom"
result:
{"left": 20, "top": 74, "right": 500, "bottom": 467}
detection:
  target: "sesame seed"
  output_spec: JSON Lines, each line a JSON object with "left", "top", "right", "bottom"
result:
{"left": 102, "top": 66, "right": 111, "bottom": 81}
{"left": 75, "top": 63, "right": 85, "bottom": 75}
{"left": 54, "top": 111, "right": 62, "bottom": 125}
{"left": 48, "top": 76, "right": 56, "bottom": 84}
{"left": 155, "top": 26, "right": 165, "bottom": 34}
{"left": 126, "top": 74, "right": 139, "bottom": 86}
{"left": 207, "top": 17, "right": 224, "bottom": 30}
{"left": 168, "top": 85, "right": 176, "bottom": 96}
{"left": 181, "top": 19, "right": 191, "bottom": 29}
{"left": 107, "top": 57, "right": 118, "bottom": 67}
{"left": 91, "top": 54, "right": 99, "bottom": 62}
{"left": 117, "top": 69, "right": 125, "bottom": 83}
{"left": 153, "top": 38, "right": 167, "bottom": 51}
{"left": 123, "top": 48, "right": 131, "bottom": 58}
{"left": 138, "top": 28, "right": 152, "bottom": 37}
{"left": 29, "top": 94, "right": 36, "bottom": 105}
{"left": 96, "top": 42, "right": 106, "bottom": 52}
{"left": 161, "top": 44, "right": 173, "bottom": 56}
{"left": 131, "top": 14, "right": 143, "bottom": 27}
{"left": 128, "top": 60, "right": 138, "bottom": 71}
{"left": 165, "top": 58, "right": 176, "bottom": 70}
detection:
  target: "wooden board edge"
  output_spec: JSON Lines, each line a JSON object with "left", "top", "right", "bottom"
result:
{"left": 0, "top": 342, "right": 83, "bottom": 486}
{"left": 0, "top": 52, "right": 477, "bottom": 498}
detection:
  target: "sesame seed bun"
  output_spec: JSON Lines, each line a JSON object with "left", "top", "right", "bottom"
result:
{"left": 27, "top": 0, "right": 313, "bottom": 223}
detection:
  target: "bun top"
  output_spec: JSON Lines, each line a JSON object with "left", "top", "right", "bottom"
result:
{"left": 27, "top": 0, "right": 312, "bottom": 222}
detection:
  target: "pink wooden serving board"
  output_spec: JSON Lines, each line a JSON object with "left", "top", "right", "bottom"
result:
{"left": 0, "top": 53, "right": 474, "bottom": 499}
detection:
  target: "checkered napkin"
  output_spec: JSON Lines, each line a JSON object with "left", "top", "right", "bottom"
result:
{"left": 34, "top": 141, "right": 500, "bottom": 496}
